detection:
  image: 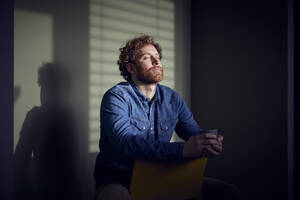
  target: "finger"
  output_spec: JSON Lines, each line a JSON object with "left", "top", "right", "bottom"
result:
{"left": 214, "top": 138, "right": 223, "bottom": 146}
{"left": 217, "top": 135, "right": 224, "bottom": 142}
{"left": 212, "top": 144, "right": 223, "bottom": 153}
{"left": 201, "top": 148, "right": 208, "bottom": 157}
{"left": 202, "top": 139, "right": 219, "bottom": 145}
{"left": 206, "top": 146, "right": 220, "bottom": 156}
{"left": 202, "top": 145, "right": 212, "bottom": 157}
{"left": 199, "top": 133, "right": 217, "bottom": 139}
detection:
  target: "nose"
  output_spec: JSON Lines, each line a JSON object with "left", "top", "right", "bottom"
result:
{"left": 152, "top": 57, "right": 160, "bottom": 66}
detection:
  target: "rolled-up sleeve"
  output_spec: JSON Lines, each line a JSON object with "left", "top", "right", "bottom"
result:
{"left": 101, "top": 90, "right": 184, "bottom": 160}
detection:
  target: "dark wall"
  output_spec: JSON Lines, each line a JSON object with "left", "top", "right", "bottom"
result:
{"left": 190, "top": 0, "right": 288, "bottom": 199}
{"left": 0, "top": 0, "right": 13, "bottom": 200}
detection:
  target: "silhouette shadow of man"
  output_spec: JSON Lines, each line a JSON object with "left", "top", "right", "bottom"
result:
{"left": 14, "top": 62, "right": 79, "bottom": 200}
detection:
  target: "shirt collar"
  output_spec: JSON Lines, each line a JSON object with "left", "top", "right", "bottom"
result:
{"left": 128, "top": 80, "right": 161, "bottom": 103}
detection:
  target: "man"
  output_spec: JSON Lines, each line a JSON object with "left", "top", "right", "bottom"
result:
{"left": 94, "top": 35, "right": 239, "bottom": 200}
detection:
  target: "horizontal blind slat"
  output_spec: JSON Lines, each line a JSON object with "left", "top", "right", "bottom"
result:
{"left": 90, "top": 4, "right": 174, "bottom": 30}
{"left": 90, "top": 0, "right": 174, "bottom": 21}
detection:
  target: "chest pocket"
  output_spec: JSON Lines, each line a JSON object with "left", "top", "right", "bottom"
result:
{"left": 130, "top": 118, "right": 149, "bottom": 131}
{"left": 160, "top": 117, "right": 178, "bottom": 132}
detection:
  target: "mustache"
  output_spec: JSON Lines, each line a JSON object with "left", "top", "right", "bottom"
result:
{"left": 148, "top": 66, "right": 163, "bottom": 72}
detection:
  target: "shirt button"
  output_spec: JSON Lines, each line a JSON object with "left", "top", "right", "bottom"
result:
{"left": 150, "top": 127, "right": 153, "bottom": 130}
{"left": 143, "top": 126, "right": 146, "bottom": 130}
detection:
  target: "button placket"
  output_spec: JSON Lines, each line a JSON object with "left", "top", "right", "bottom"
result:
{"left": 148, "top": 102, "right": 155, "bottom": 134}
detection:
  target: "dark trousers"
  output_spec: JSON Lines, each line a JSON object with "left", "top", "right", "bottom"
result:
{"left": 95, "top": 177, "right": 242, "bottom": 200}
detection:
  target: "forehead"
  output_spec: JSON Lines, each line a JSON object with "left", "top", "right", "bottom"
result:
{"left": 138, "top": 44, "right": 159, "bottom": 55}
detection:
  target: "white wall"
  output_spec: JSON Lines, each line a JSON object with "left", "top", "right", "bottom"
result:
{"left": 14, "top": 9, "right": 53, "bottom": 150}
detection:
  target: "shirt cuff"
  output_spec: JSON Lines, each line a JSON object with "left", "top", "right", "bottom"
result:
{"left": 169, "top": 142, "right": 185, "bottom": 160}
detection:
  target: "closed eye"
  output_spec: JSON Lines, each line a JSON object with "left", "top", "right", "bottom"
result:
{"left": 143, "top": 55, "right": 150, "bottom": 60}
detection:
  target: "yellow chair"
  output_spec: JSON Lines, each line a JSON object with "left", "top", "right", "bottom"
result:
{"left": 130, "top": 158, "right": 207, "bottom": 200}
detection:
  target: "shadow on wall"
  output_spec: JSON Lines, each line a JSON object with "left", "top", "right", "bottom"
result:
{"left": 14, "top": 62, "right": 80, "bottom": 200}
{"left": 14, "top": 86, "right": 21, "bottom": 104}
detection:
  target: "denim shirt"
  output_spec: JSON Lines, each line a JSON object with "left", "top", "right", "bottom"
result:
{"left": 94, "top": 81, "right": 202, "bottom": 188}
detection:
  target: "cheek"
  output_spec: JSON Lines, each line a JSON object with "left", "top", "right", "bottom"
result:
{"left": 139, "top": 59, "right": 152, "bottom": 67}
{"left": 139, "top": 63, "right": 151, "bottom": 71}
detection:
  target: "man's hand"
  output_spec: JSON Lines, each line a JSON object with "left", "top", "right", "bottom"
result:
{"left": 183, "top": 134, "right": 224, "bottom": 158}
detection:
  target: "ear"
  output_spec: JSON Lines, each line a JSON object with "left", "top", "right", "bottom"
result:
{"left": 125, "top": 63, "right": 137, "bottom": 75}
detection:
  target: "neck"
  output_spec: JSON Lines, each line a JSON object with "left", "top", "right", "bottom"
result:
{"left": 132, "top": 79, "right": 157, "bottom": 100}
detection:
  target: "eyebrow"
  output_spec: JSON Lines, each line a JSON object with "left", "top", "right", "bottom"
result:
{"left": 140, "top": 53, "right": 160, "bottom": 57}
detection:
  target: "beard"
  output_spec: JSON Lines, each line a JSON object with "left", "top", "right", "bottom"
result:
{"left": 136, "top": 65, "right": 164, "bottom": 84}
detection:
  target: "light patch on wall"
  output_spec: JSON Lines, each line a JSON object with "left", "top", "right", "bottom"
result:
{"left": 14, "top": 9, "right": 53, "bottom": 150}
{"left": 88, "top": 0, "right": 175, "bottom": 152}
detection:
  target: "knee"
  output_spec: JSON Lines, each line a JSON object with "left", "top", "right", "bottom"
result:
{"left": 96, "top": 184, "right": 131, "bottom": 200}
{"left": 202, "top": 177, "right": 242, "bottom": 200}
{"left": 221, "top": 183, "right": 241, "bottom": 200}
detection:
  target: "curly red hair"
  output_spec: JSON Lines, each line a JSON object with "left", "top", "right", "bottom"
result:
{"left": 117, "top": 35, "right": 162, "bottom": 81}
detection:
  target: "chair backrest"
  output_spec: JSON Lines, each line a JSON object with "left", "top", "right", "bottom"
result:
{"left": 130, "top": 158, "right": 207, "bottom": 200}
